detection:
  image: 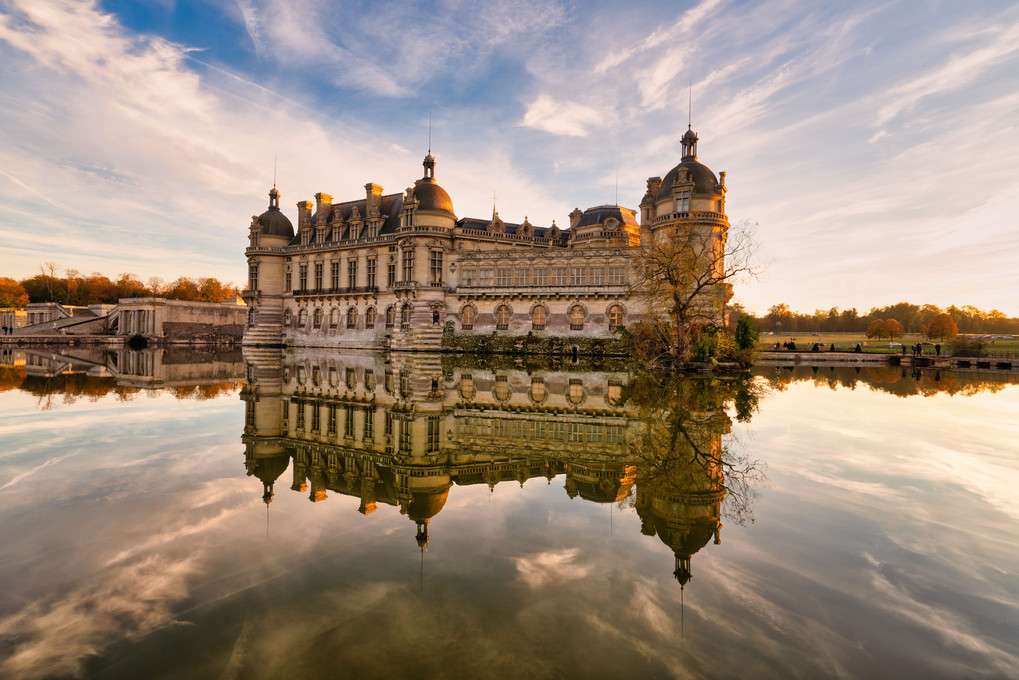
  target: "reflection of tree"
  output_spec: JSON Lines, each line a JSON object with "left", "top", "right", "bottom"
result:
{"left": 758, "top": 365, "right": 1015, "bottom": 397}
{"left": 625, "top": 373, "right": 767, "bottom": 585}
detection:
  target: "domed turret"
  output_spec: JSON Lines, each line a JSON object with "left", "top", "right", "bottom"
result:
{"left": 656, "top": 126, "right": 722, "bottom": 200}
{"left": 413, "top": 152, "right": 456, "bottom": 219}
{"left": 257, "top": 187, "right": 295, "bottom": 239}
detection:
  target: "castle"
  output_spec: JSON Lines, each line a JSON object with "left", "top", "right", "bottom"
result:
{"left": 242, "top": 126, "right": 729, "bottom": 351}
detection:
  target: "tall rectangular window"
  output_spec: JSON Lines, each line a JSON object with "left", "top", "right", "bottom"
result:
{"left": 311, "top": 404, "right": 320, "bottom": 433}
{"left": 387, "top": 262, "right": 396, "bottom": 287}
{"left": 496, "top": 268, "right": 512, "bottom": 286}
{"left": 402, "top": 250, "right": 414, "bottom": 281}
{"left": 327, "top": 404, "right": 337, "bottom": 434}
{"left": 515, "top": 268, "right": 529, "bottom": 286}
{"left": 608, "top": 266, "right": 626, "bottom": 285}
{"left": 348, "top": 260, "right": 358, "bottom": 289}
{"left": 296, "top": 401, "right": 305, "bottom": 430}
{"left": 299, "top": 264, "right": 308, "bottom": 291}
{"left": 589, "top": 266, "right": 605, "bottom": 284}
{"left": 570, "top": 267, "right": 586, "bottom": 286}
{"left": 426, "top": 417, "right": 440, "bottom": 452}
{"left": 430, "top": 251, "right": 443, "bottom": 283}
{"left": 461, "top": 268, "right": 476, "bottom": 287}
{"left": 330, "top": 261, "right": 340, "bottom": 289}
{"left": 366, "top": 259, "right": 377, "bottom": 288}
{"left": 551, "top": 267, "right": 567, "bottom": 285}
{"left": 314, "top": 262, "right": 323, "bottom": 291}
{"left": 285, "top": 267, "right": 292, "bottom": 292}
{"left": 532, "top": 268, "right": 547, "bottom": 286}
{"left": 345, "top": 408, "right": 355, "bottom": 437}
{"left": 479, "top": 269, "right": 494, "bottom": 286}
{"left": 364, "top": 408, "right": 375, "bottom": 440}
{"left": 676, "top": 191, "right": 691, "bottom": 213}
{"left": 248, "top": 264, "right": 258, "bottom": 291}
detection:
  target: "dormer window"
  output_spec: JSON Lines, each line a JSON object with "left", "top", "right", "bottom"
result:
{"left": 676, "top": 190, "right": 691, "bottom": 213}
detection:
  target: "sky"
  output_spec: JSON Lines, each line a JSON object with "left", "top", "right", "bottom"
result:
{"left": 1, "top": 0, "right": 1018, "bottom": 316}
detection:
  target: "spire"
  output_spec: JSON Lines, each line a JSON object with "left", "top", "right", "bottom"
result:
{"left": 268, "top": 186, "right": 280, "bottom": 210}
{"left": 682, "top": 78, "right": 698, "bottom": 160}
{"left": 422, "top": 115, "right": 435, "bottom": 180}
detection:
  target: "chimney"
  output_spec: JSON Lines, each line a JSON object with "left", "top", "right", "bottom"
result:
{"left": 297, "top": 200, "right": 313, "bottom": 231}
{"left": 569, "top": 208, "right": 583, "bottom": 229}
{"left": 315, "top": 193, "right": 332, "bottom": 227}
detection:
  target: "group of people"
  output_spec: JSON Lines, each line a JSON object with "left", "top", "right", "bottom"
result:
{"left": 909, "top": 343, "right": 941, "bottom": 357}
{"left": 1, "top": 325, "right": 14, "bottom": 335}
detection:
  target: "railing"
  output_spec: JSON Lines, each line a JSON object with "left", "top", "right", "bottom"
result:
{"left": 457, "top": 283, "right": 627, "bottom": 292}
{"left": 394, "top": 281, "right": 418, "bottom": 290}
{"left": 291, "top": 286, "right": 379, "bottom": 296}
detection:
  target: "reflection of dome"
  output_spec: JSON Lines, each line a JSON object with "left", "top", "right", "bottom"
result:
{"left": 571, "top": 477, "right": 634, "bottom": 504}
{"left": 653, "top": 516, "right": 719, "bottom": 560}
{"left": 656, "top": 159, "right": 720, "bottom": 199}
{"left": 405, "top": 486, "right": 451, "bottom": 522}
{"left": 257, "top": 187, "right": 295, "bottom": 238}
{"left": 247, "top": 451, "right": 291, "bottom": 504}
{"left": 413, "top": 178, "right": 456, "bottom": 218}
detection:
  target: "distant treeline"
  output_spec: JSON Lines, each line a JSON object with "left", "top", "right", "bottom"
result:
{"left": 0, "top": 265, "right": 240, "bottom": 307}
{"left": 732, "top": 302, "right": 1019, "bottom": 335}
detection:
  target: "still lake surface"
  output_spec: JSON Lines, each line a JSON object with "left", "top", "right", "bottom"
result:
{"left": 1, "top": 347, "right": 1017, "bottom": 680}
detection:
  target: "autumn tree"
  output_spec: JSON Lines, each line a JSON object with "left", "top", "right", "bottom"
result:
{"left": 0, "top": 277, "right": 29, "bottom": 308}
{"left": 925, "top": 314, "right": 958, "bottom": 341}
{"left": 865, "top": 319, "right": 888, "bottom": 340}
{"left": 632, "top": 219, "right": 761, "bottom": 362}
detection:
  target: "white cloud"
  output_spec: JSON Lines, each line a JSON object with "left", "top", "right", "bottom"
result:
{"left": 519, "top": 94, "right": 605, "bottom": 137}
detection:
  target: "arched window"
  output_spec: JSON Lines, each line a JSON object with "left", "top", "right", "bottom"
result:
{"left": 298, "top": 308, "right": 308, "bottom": 327}
{"left": 531, "top": 305, "right": 547, "bottom": 330}
{"left": 366, "top": 307, "right": 376, "bottom": 329}
{"left": 494, "top": 375, "right": 510, "bottom": 401}
{"left": 330, "top": 307, "right": 339, "bottom": 327}
{"left": 401, "top": 303, "right": 412, "bottom": 329}
{"left": 569, "top": 305, "right": 585, "bottom": 330}
{"left": 386, "top": 306, "right": 395, "bottom": 328}
{"left": 284, "top": 308, "right": 293, "bottom": 326}
{"left": 313, "top": 308, "right": 323, "bottom": 328}
{"left": 568, "top": 379, "right": 584, "bottom": 405}
{"left": 529, "top": 378, "right": 546, "bottom": 403}
{"left": 495, "top": 304, "right": 511, "bottom": 330}
{"left": 461, "top": 305, "right": 476, "bottom": 330}
{"left": 459, "top": 374, "right": 476, "bottom": 400}
{"left": 607, "top": 305, "right": 624, "bottom": 330}
{"left": 347, "top": 307, "right": 357, "bottom": 329}
{"left": 247, "top": 308, "right": 256, "bottom": 326}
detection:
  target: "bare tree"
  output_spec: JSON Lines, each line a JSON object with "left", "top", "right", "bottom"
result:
{"left": 632, "top": 219, "right": 762, "bottom": 362}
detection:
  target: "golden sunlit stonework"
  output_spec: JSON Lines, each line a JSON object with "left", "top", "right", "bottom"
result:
{"left": 242, "top": 128, "right": 729, "bottom": 351}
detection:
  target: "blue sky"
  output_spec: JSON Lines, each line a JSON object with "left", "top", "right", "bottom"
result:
{"left": 1, "top": 0, "right": 1018, "bottom": 315}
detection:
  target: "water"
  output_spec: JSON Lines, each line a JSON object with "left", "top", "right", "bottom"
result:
{"left": 0, "top": 348, "right": 1017, "bottom": 679}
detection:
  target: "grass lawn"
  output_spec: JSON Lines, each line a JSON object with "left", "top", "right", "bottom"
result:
{"left": 756, "top": 332, "right": 1019, "bottom": 355}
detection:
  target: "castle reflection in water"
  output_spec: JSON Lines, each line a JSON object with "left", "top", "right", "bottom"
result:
{"left": 241, "top": 349, "right": 735, "bottom": 587}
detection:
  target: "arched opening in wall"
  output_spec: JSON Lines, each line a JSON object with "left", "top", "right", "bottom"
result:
{"left": 330, "top": 307, "right": 340, "bottom": 328}
{"left": 247, "top": 308, "right": 256, "bottom": 326}
{"left": 567, "top": 378, "right": 584, "bottom": 404}
{"left": 366, "top": 307, "right": 376, "bottom": 329}
{"left": 347, "top": 307, "right": 357, "bottom": 329}
{"left": 571, "top": 346, "right": 579, "bottom": 362}
{"left": 298, "top": 308, "right": 308, "bottom": 327}
{"left": 531, "top": 305, "right": 547, "bottom": 331}
{"left": 493, "top": 375, "right": 510, "bottom": 401}
{"left": 386, "top": 306, "right": 395, "bottom": 329}
{"left": 607, "top": 305, "right": 624, "bottom": 330}
{"left": 128, "top": 334, "right": 148, "bottom": 350}
{"left": 569, "top": 305, "right": 585, "bottom": 331}
{"left": 401, "top": 303, "right": 412, "bottom": 330}
{"left": 459, "top": 374, "right": 475, "bottom": 400}
{"left": 461, "top": 305, "right": 476, "bottom": 330}
{"left": 432, "top": 308, "right": 440, "bottom": 325}
{"left": 529, "top": 378, "right": 546, "bottom": 403}
{"left": 495, "top": 304, "right": 511, "bottom": 331}
{"left": 313, "top": 308, "right": 323, "bottom": 328}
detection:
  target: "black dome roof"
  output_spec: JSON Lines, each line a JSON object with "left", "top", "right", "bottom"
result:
{"left": 257, "top": 187, "right": 295, "bottom": 238}
{"left": 413, "top": 178, "right": 456, "bottom": 218}
{"left": 657, "top": 159, "right": 720, "bottom": 200}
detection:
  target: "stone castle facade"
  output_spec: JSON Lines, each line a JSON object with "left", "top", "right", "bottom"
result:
{"left": 242, "top": 127, "right": 729, "bottom": 351}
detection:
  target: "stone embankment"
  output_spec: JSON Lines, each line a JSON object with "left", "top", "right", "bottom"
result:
{"left": 757, "top": 351, "right": 1017, "bottom": 373}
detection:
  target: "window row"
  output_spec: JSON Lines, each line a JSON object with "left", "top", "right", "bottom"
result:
{"left": 285, "top": 250, "right": 444, "bottom": 292}
{"left": 458, "top": 416, "right": 625, "bottom": 444}
{"left": 459, "top": 265, "right": 626, "bottom": 287}
{"left": 458, "top": 375, "right": 623, "bottom": 406}
{"left": 460, "top": 304, "right": 625, "bottom": 331}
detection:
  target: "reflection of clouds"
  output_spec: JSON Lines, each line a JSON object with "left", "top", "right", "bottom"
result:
{"left": 513, "top": 548, "right": 592, "bottom": 588}
{"left": 0, "top": 449, "right": 79, "bottom": 490}
{"left": 0, "top": 554, "right": 198, "bottom": 679}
